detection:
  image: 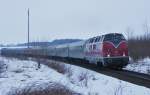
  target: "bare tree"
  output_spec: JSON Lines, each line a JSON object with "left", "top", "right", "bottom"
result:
{"left": 143, "top": 20, "right": 150, "bottom": 40}
{"left": 125, "top": 27, "right": 134, "bottom": 40}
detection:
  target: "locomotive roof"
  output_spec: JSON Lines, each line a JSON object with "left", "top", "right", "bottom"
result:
{"left": 55, "top": 41, "right": 85, "bottom": 48}
{"left": 89, "top": 33, "right": 123, "bottom": 39}
{"left": 103, "top": 33, "right": 122, "bottom": 36}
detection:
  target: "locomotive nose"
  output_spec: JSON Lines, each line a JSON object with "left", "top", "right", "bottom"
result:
{"left": 103, "top": 41, "right": 128, "bottom": 57}
{"left": 101, "top": 33, "right": 129, "bottom": 68}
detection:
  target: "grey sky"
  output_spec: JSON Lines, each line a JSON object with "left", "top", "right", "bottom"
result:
{"left": 0, "top": 0, "right": 150, "bottom": 44}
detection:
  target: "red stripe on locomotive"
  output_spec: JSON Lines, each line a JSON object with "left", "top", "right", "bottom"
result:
{"left": 103, "top": 41, "right": 128, "bottom": 57}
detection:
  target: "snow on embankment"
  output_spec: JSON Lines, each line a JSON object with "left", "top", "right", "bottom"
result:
{"left": 125, "top": 57, "right": 150, "bottom": 75}
{"left": 64, "top": 63, "right": 150, "bottom": 95}
{"left": 0, "top": 57, "right": 80, "bottom": 95}
{"left": 0, "top": 56, "right": 150, "bottom": 95}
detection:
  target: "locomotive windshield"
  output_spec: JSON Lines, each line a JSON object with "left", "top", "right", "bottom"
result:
{"left": 103, "top": 34, "right": 125, "bottom": 45}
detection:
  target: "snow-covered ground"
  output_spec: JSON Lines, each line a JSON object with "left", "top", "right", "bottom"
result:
{"left": 0, "top": 56, "right": 150, "bottom": 95}
{"left": 125, "top": 57, "right": 150, "bottom": 75}
{"left": 0, "top": 57, "right": 81, "bottom": 95}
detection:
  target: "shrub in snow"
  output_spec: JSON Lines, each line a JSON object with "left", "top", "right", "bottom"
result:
{"left": 65, "top": 65, "right": 73, "bottom": 78}
{"left": 112, "top": 81, "right": 125, "bottom": 95}
{"left": 0, "top": 60, "right": 7, "bottom": 74}
{"left": 8, "top": 82, "right": 80, "bottom": 95}
{"left": 35, "top": 59, "right": 68, "bottom": 74}
{"left": 78, "top": 71, "right": 89, "bottom": 87}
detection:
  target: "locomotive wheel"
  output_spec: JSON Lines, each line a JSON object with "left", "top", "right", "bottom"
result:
{"left": 112, "top": 66, "right": 123, "bottom": 70}
{"left": 97, "top": 62, "right": 103, "bottom": 68}
{"left": 116, "top": 66, "right": 123, "bottom": 70}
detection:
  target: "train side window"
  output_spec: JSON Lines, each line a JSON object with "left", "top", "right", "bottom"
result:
{"left": 89, "top": 45, "right": 92, "bottom": 50}
{"left": 93, "top": 38, "right": 96, "bottom": 43}
{"left": 98, "top": 37, "right": 101, "bottom": 42}
{"left": 95, "top": 37, "right": 101, "bottom": 42}
{"left": 101, "top": 35, "right": 104, "bottom": 41}
{"left": 86, "top": 40, "right": 90, "bottom": 44}
{"left": 93, "top": 44, "right": 96, "bottom": 50}
{"left": 95, "top": 38, "right": 98, "bottom": 42}
{"left": 89, "top": 39, "right": 92, "bottom": 43}
{"left": 89, "top": 38, "right": 94, "bottom": 43}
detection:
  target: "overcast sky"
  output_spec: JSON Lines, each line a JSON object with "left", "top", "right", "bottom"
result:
{"left": 0, "top": 0, "right": 150, "bottom": 44}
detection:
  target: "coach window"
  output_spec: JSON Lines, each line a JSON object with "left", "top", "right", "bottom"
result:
{"left": 90, "top": 38, "right": 94, "bottom": 43}
{"left": 93, "top": 44, "right": 96, "bottom": 50}
{"left": 89, "top": 45, "right": 92, "bottom": 50}
{"left": 95, "top": 38, "right": 98, "bottom": 42}
{"left": 98, "top": 37, "right": 101, "bottom": 42}
{"left": 87, "top": 40, "right": 90, "bottom": 44}
{"left": 101, "top": 35, "right": 104, "bottom": 41}
{"left": 93, "top": 38, "right": 96, "bottom": 42}
{"left": 89, "top": 39, "right": 92, "bottom": 43}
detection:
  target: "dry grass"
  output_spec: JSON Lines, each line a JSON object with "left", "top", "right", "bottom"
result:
{"left": 5, "top": 56, "right": 69, "bottom": 74}
{"left": 78, "top": 71, "right": 89, "bottom": 87}
{"left": 8, "top": 82, "right": 80, "bottom": 95}
{"left": 35, "top": 59, "right": 68, "bottom": 74}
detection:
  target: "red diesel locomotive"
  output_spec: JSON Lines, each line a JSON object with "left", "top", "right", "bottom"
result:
{"left": 85, "top": 33, "right": 129, "bottom": 68}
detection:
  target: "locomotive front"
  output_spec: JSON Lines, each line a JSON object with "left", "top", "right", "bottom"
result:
{"left": 102, "top": 33, "right": 129, "bottom": 68}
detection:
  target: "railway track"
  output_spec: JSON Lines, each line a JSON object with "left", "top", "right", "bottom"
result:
{"left": 95, "top": 69, "right": 150, "bottom": 88}
{"left": 1, "top": 53, "right": 150, "bottom": 89}
{"left": 63, "top": 58, "right": 150, "bottom": 89}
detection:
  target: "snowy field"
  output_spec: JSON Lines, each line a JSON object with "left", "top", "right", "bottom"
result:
{"left": 125, "top": 57, "right": 150, "bottom": 75}
{"left": 0, "top": 56, "right": 150, "bottom": 95}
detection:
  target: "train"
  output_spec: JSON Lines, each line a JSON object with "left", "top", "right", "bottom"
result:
{"left": 1, "top": 33, "right": 129, "bottom": 69}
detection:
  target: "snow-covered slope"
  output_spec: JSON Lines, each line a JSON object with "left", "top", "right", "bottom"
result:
{"left": 65, "top": 64, "right": 150, "bottom": 95}
{"left": 0, "top": 57, "right": 81, "bottom": 95}
{"left": 0, "top": 56, "right": 150, "bottom": 95}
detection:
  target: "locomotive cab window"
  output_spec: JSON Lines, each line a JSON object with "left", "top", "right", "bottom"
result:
{"left": 103, "top": 34, "right": 125, "bottom": 46}
{"left": 98, "top": 36, "right": 101, "bottom": 42}
{"left": 95, "top": 37, "right": 99, "bottom": 42}
{"left": 104, "top": 34, "right": 125, "bottom": 41}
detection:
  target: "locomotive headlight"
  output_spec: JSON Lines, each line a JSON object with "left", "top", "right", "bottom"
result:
{"left": 107, "top": 54, "right": 110, "bottom": 57}
{"left": 123, "top": 52, "right": 126, "bottom": 56}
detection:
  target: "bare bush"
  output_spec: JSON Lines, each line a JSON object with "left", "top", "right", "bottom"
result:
{"left": 66, "top": 65, "right": 73, "bottom": 78}
{"left": 8, "top": 82, "right": 80, "bottom": 95}
{"left": 35, "top": 59, "right": 68, "bottom": 74}
{"left": 0, "top": 60, "right": 7, "bottom": 74}
{"left": 114, "top": 81, "right": 124, "bottom": 95}
{"left": 78, "top": 71, "right": 89, "bottom": 87}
